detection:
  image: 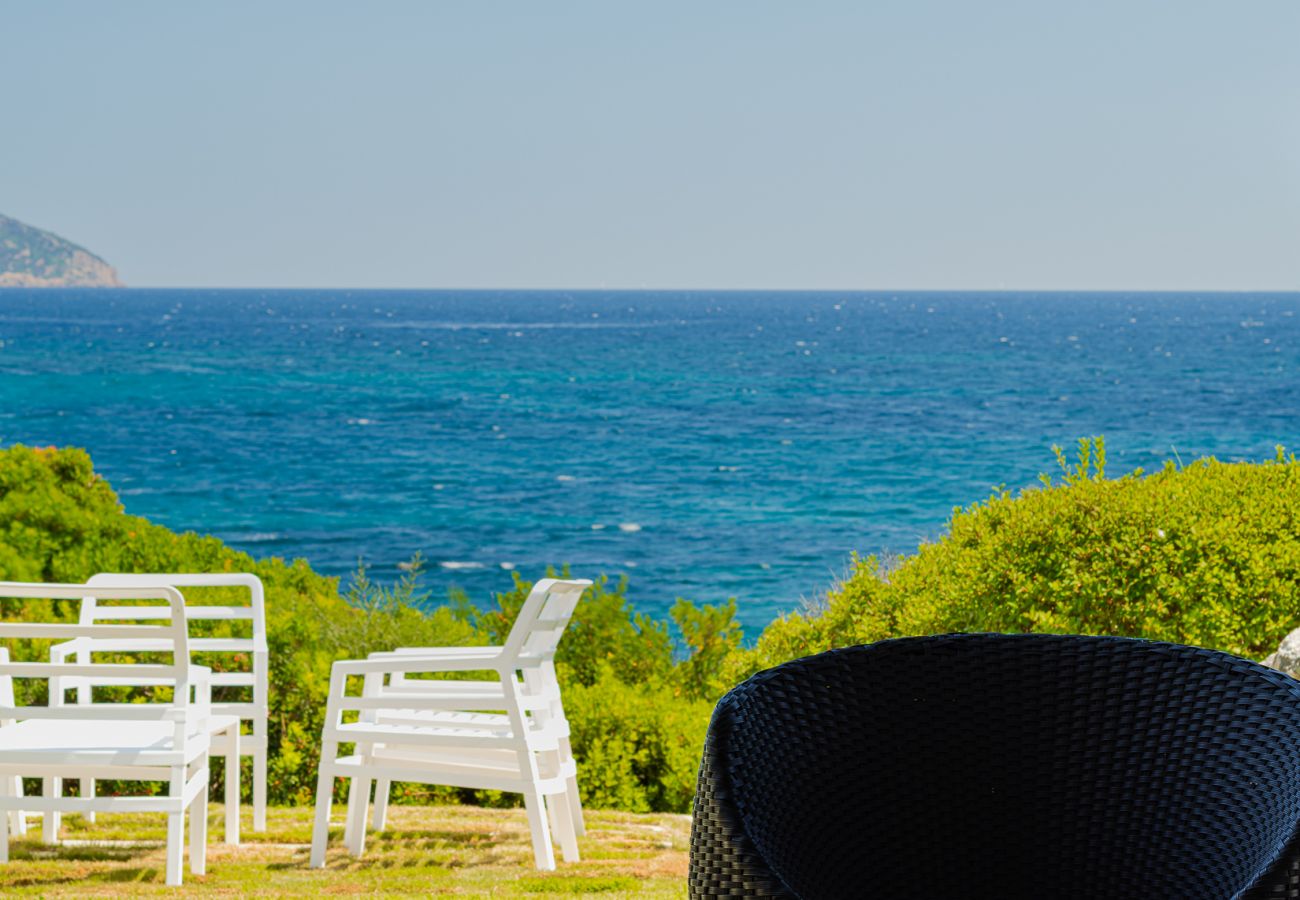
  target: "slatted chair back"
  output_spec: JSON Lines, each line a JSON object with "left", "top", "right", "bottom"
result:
{"left": 84, "top": 573, "right": 266, "bottom": 737}
{"left": 0, "top": 582, "right": 202, "bottom": 753}
{"left": 689, "top": 632, "right": 1300, "bottom": 900}
{"left": 501, "top": 579, "right": 591, "bottom": 670}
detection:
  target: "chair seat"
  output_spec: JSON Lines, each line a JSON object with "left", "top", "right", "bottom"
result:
{"left": 335, "top": 719, "right": 560, "bottom": 752}
{"left": 336, "top": 747, "right": 569, "bottom": 793}
{"left": 0, "top": 719, "right": 215, "bottom": 763}
{"left": 366, "top": 743, "right": 577, "bottom": 780}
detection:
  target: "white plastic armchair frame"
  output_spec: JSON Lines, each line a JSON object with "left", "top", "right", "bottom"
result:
{"left": 0, "top": 582, "right": 217, "bottom": 886}
{"left": 83, "top": 572, "right": 269, "bottom": 835}
{"left": 364, "top": 643, "right": 583, "bottom": 841}
{"left": 309, "top": 578, "right": 591, "bottom": 872}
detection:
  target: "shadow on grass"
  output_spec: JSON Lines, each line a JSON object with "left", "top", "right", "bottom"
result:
{"left": 11, "top": 842, "right": 151, "bottom": 864}
{"left": 517, "top": 875, "right": 639, "bottom": 894}
{"left": 374, "top": 828, "right": 507, "bottom": 849}
{"left": 275, "top": 850, "right": 516, "bottom": 873}
{"left": 278, "top": 830, "right": 528, "bottom": 874}
{"left": 0, "top": 873, "right": 87, "bottom": 890}
{"left": 95, "top": 866, "right": 162, "bottom": 884}
{"left": 1, "top": 841, "right": 162, "bottom": 888}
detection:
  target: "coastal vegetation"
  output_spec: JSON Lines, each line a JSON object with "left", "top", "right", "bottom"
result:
{"left": 2, "top": 438, "right": 1299, "bottom": 819}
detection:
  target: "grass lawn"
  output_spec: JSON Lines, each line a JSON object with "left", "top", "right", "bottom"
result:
{"left": 0, "top": 804, "right": 690, "bottom": 897}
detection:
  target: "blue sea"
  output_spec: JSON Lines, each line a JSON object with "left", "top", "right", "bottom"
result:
{"left": 1, "top": 289, "right": 1297, "bottom": 632}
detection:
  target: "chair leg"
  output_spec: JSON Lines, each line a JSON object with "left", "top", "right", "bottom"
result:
{"left": 2, "top": 776, "right": 23, "bottom": 838}
{"left": 546, "top": 792, "right": 580, "bottom": 863}
{"left": 565, "top": 774, "right": 585, "bottom": 839}
{"left": 253, "top": 747, "right": 268, "bottom": 832}
{"left": 558, "top": 732, "right": 584, "bottom": 837}
{"left": 190, "top": 783, "right": 208, "bottom": 877}
{"left": 81, "top": 778, "right": 96, "bottom": 824}
{"left": 345, "top": 775, "right": 371, "bottom": 857}
{"left": 0, "top": 796, "right": 9, "bottom": 864}
{"left": 41, "top": 778, "right": 60, "bottom": 844}
{"left": 224, "top": 726, "right": 241, "bottom": 845}
{"left": 165, "top": 811, "right": 185, "bottom": 886}
{"left": 165, "top": 763, "right": 187, "bottom": 886}
{"left": 342, "top": 775, "right": 358, "bottom": 848}
{"left": 13, "top": 777, "right": 25, "bottom": 838}
{"left": 522, "top": 790, "right": 556, "bottom": 871}
{"left": 372, "top": 778, "right": 390, "bottom": 831}
{"left": 308, "top": 769, "right": 334, "bottom": 868}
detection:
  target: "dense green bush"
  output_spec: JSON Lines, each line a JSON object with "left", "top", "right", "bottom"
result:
{"left": 562, "top": 667, "right": 709, "bottom": 812}
{"left": 738, "top": 438, "right": 1300, "bottom": 680}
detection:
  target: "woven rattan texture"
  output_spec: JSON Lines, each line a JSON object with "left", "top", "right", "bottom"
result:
{"left": 688, "top": 633, "right": 1300, "bottom": 899}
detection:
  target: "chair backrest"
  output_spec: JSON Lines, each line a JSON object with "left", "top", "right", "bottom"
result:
{"left": 84, "top": 573, "right": 267, "bottom": 739}
{"left": 689, "top": 633, "right": 1300, "bottom": 900}
{"left": 501, "top": 579, "right": 591, "bottom": 669}
{"left": 0, "top": 582, "right": 202, "bottom": 747}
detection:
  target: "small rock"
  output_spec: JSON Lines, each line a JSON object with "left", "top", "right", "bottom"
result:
{"left": 1265, "top": 627, "right": 1300, "bottom": 677}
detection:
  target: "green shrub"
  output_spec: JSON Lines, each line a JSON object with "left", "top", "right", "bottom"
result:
{"left": 561, "top": 666, "right": 711, "bottom": 813}
{"left": 739, "top": 439, "right": 1300, "bottom": 678}
{"left": 670, "top": 597, "right": 742, "bottom": 702}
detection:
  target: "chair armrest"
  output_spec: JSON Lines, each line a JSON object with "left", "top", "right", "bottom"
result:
{"left": 372, "top": 695, "right": 550, "bottom": 714}
{"left": 369, "top": 646, "right": 503, "bottom": 659}
{"left": 51, "top": 663, "right": 215, "bottom": 703}
{"left": 330, "top": 656, "right": 505, "bottom": 677}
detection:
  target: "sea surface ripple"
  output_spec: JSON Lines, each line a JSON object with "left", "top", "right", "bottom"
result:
{"left": 2, "top": 289, "right": 1297, "bottom": 632}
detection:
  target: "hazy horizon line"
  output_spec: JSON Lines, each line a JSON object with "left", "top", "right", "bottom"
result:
{"left": 5, "top": 286, "right": 1300, "bottom": 296}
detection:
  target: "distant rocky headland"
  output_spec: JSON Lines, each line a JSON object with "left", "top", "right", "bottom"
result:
{"left": 0, "top": 213, "right": 122, "bottom": 287}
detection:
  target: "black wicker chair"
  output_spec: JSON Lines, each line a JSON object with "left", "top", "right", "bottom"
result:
{"left": 689, "top": 633, "right": 1300, "bottom": 899}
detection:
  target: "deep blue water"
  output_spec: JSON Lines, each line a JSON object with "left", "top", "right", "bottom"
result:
{"left": 1, "top": 289, "right": 1298, "bottom": 632}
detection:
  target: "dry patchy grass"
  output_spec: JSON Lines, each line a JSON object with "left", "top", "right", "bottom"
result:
{"left": 0, "top": 804, "right": 690, "bottom": 897}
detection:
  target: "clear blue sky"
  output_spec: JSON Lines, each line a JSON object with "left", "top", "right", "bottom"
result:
{"left": 3, "top": 2, "right": 1298, "bottom": 289}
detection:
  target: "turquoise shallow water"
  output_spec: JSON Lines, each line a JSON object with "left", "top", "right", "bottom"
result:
{"left": 1, "top": 289, "right": 1297, "bottom": 632}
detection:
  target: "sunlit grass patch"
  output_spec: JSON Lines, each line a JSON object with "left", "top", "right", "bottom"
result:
{"left": 0, "top": 805, "right": 690, "bottom": 897}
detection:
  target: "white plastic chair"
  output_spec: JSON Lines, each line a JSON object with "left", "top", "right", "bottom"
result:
{"left": 309, "top": 578, "right": 591, "bottom": 871}
{"left": 81, "top": 573, "right": 269, "bottom": 835}
{"left": 0, "top": 582, "right": 221, "bottom": 886}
